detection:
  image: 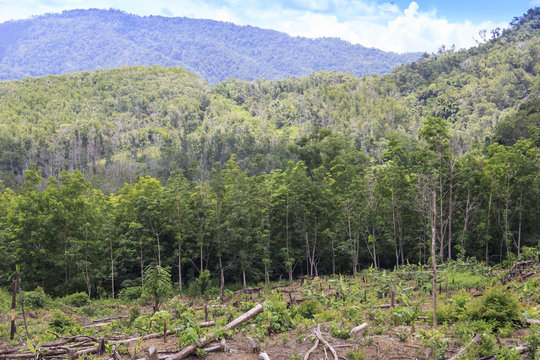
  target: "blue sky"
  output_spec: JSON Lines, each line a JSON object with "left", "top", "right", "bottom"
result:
{"left": 0, "top": 0, "right": 538, "bottom": 52}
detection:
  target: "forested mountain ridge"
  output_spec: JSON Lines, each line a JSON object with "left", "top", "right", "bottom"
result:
{"left": 0, "top": 9, "right": 538, "bottom": 297}
{"left": 0, "top": 8, "right": 420, "bottom": 83}
{"left": 0, "top": 8, "right": 538, "bottom": 191}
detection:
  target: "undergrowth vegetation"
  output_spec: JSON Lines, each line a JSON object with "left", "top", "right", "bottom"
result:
{"left": 1, "top": 258, "right": 539, "bottom": 359}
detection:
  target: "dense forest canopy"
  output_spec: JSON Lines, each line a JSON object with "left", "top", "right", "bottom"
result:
{"left": 0, "top": 9, "right": 420, "bottom": 84}
{"left": 0, "top": 8, "right": 538, "bottom": 298}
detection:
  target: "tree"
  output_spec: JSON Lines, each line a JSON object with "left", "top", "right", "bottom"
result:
{"left": 142, "top": 265, "right": 173, "bottom": 313}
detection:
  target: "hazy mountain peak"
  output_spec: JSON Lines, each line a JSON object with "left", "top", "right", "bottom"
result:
{"left": 0, "top": 9, "right": 421, "bottom": 84}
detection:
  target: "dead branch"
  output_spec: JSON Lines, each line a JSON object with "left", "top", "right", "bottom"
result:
{"left": 349, "top": 323, "right": 368, "bottom": 337}
{"left": 302, "top": 336, "right": 319, "bottom": 360}
{"left": 315, "top": 325, "right": 338, "bottom": 360}
{"left": 448, "top": 334, "right": 482, "bottom": 360}
{"left": 164, "top": 303, "right": 264, "bottom": 360}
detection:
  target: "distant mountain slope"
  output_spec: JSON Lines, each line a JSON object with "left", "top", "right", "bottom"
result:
{"left": 0, "top": 9, "right": 420, "bottom": 83}
{"left": 0, "top": 9, "right": 537, "bottom": 191}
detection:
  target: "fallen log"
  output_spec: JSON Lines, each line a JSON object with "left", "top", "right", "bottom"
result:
{"left": 525, "top": 318, "right": 540, "bottom": 326}
{"left": 349, "top": 323, "right": 368, "bottom": 337}
{"left": 315, "top": 325, "right": 338, "bottom": 360}
{"left": 477, "top": 345, "right": 529, "bottom": 360}
{"left": 164, "top": 303, "right": 264, "bottom": 360}
{"left": 113, "top": 320, "right": 216, "bottom": 345}
{"left": 41, "top": 335, "right": 98, "bottom": 347}
{"left": 0, "top": 348, "right": 70, "bottom": 359}
{"left": 199, "top": 320, "right": 216, "bottom": 328}
{"left": 91, "top": 315, "right": 128, "bottom": 323}
{"left": 448, "top": 334, "right": 483, "bottom": 360}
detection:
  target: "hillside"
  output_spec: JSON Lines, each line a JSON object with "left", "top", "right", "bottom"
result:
{"left": 0, "top": 9, "right": 538, "bottom": 191}
{"left": 0, "top": 9, "right": 538, "bottom": 309}
{"left": 0, "top": 9, "right": 420, "bottom": 84}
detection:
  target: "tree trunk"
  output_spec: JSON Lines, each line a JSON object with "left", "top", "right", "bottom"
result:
{"left": 242, "top": 269, "right": 247, "bottom": 291}
{"left": 17, "top": 273, "right": 29, "bottom": 339}
{"left": 392, "top": 189, "right": 399, "bottom": 266}
{"left": 448, "top": 168, "right": 453, "bottom": 260}
{"left": 10, "top": 277, "right": 17, "bottom": 340}
{"left": 462, "top": 188, "right": 470, "bottom": 250}
{"left": 431, "top": 191, "right": 437, "bottom": 327}
{"left": 517, "top": 194, "right": 522, "bottom": 257}
{"left": 110, "top": 241, "right": 115, "bottom": 299}
{"left": 156, "top": 234, "right": 161, "bottom": 267}
{"left": 486, "top": 189, "right": 492, "bottom": 266}
{"left": 178, "top": 244, "right": 182, "bottom": 292}
{"left": 140, "top": 243, "right": 144, "bottom": 287}
{"left": 219, "top": 256, "right": 225, "bottom": 300}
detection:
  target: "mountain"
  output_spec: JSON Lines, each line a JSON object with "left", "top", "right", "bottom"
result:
{"left": 0, "top": 8, "right": 538, "bottom": 192}
{"left": 0, "top": 9, "right": 421, "bottom": 84}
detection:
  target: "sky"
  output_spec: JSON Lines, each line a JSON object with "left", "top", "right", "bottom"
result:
{"left": 0, "top": 0, "right": 538, "bottom": 53}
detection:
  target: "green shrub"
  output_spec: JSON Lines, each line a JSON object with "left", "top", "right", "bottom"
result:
{"left": 23, "top": 287, "right": 50, "bottom": 309}
{"left": 348, "top": 349, "right": 367, "bottom": 360}
{"left": 392, "top": 303, "right": 421, "bottom": 325}
{"left": 62, "top": 292, "right": 89, "bottom": 307}
{"left": 415, "top": 328, "right": 450, "bottom": 360}
{"left": 150, "top": 310, "right": 172, "bottom": 332}
{"left": 264, "top": 293, "right": 294, "bottom": 334}
{"left": 129, "top": 305, "right": 141, "bottom": 323}
{"left": 496, "top": 347, "right": 522, "bottom": 360}
{"left": 472, "top": 287, "right": 521, "bottom": 330}
{"left": 195, "top": 270, "right": 212, "bottom": 296}
{"left": 295, "top": 300, "right": 321, "bottom": 319}
{"left": 518, "top": 247, "right": 538, "bottom": 261}
{"left": 329, "top": 323, "right": 351, "bottom": 339}
{"left": 466, "top": 334, "right": 497, "bottom": 358}
{"left": 119, "top": 286, "right": 142, "bottom": 301}
{"left": 48, "top": 310, "right": 78, "bottom": 333}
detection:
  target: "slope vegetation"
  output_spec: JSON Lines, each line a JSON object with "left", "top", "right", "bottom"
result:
{"left": 0, "top": 9, "right": 420, "bottom": 83}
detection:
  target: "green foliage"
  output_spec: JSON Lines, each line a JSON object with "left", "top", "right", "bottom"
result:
{"left": 472, "top": 287, "right": 522, "bottom": 330}
{"left": 48, "top": 310, "right": 78, "bottom": 333}
{"left": 329, "top": 323, "right": 351, "bottom": 339}
{"left": 23, "top": 287, "right": 50, "bottom": 309}
{"left": 415, "top": 328, "right": 450, "bottom": 360}
{"left": 119, "top": 286, "right": 142, "bottom": 302}
{"left": 194, "top": 270, "right": 212, "bottom": 296}
{"left": 264, "top": 293, "right": 294, "bottom": 334}
{"left": 142, "top": 265, "right": 173, "bottom": 311}
{"left": 295, "top": 300, "right": 322, "bottom": 319}
{"left": 348, "top": 349, "right": 367, "bottom": 360}
{"left": 150, "top": 310, "right": 172, "bottom": 332}
{"left": 523, "top": 325, "right": 540, "bottom": 359}
{"left": 62, "top": 292, "right": 89, "bottom": 307}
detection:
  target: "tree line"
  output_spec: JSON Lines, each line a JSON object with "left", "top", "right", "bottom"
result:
{"left": 1, "top": 116, "right": 538, "bottom": 298}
